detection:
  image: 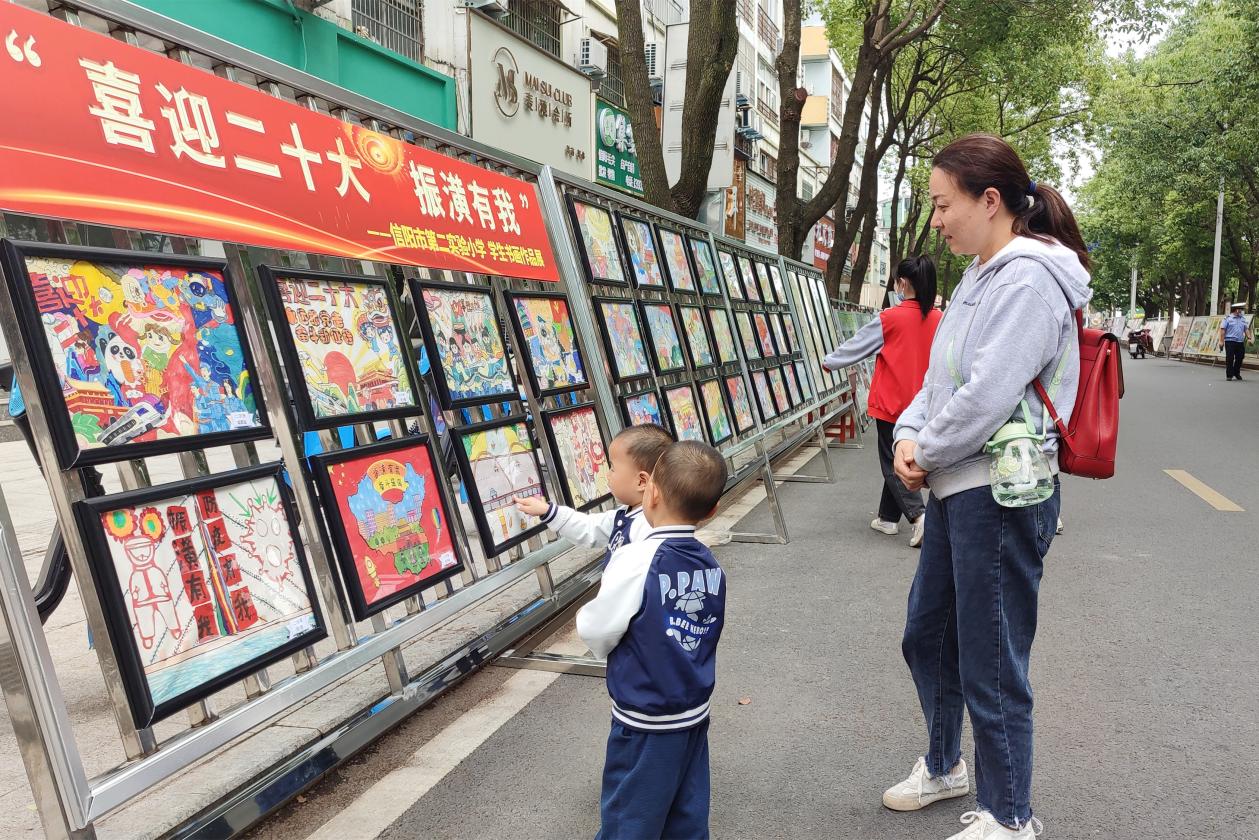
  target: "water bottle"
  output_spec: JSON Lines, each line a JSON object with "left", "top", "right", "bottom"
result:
{"left": 985, "top": 417, "right": 1053, "bottom": 508}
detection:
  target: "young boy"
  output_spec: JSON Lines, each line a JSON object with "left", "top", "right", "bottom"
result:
{"left": 514, "top": 423, "right": 672, "bottom": 562}
{"left": 576, "top": 440, "right": 729, "bottom": 840}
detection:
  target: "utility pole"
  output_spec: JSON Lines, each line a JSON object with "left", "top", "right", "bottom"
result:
{"left": 1129, "top": 258, "right": 1138, "bottom": 316}
{"left": 1209, "top": 177, "right": 1224, "bottom": 315}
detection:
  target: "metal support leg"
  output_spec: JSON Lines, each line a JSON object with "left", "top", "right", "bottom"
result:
{"left": 370, "top": 614, "right": 409, "bottom": 695}
{"left": 771, "top": 427, "right": 835, "bottom": 484}
{"left": 496, "top": 583, "right": 605, "bottom": 678}
{"left": 728, "top": 447, "right": 790, "bottom": 545}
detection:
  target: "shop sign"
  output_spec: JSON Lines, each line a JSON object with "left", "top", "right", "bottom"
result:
{"left": 813, "top": 215, "right": 834, "bottom": 270}
{"left": 0, "top": 3, "right": 559, "bottom": 280}
{"left": 595, "top": 99, "right": 643, "bottom": 196}
{"left": 724, "top": 159, "right": 747, "bottom": 239}
{"left": 745, "top": 172, "right": 777, "bottom": 250}
{"left": 469, "top": 13, "right": 593, "bottom": 179}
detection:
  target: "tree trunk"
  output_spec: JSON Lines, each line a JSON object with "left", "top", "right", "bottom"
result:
{"left": 614, "top": 0, "right": 673, "bottom": 211}
{"left": 774, "top": 0, "right": 804, "bottom": 256}
{"left": 849, "top": 197, "right": 881, "bottom": 306}
{"left": 827, "top": 64, "right": 888, "bottom": 299}
{"left": 887, "top": 149, "right": 907, "bottom": 268}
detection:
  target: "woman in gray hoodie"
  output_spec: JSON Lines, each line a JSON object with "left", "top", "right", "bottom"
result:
{"left": 881, "top": 134, "right": 1092, "bottom": 840}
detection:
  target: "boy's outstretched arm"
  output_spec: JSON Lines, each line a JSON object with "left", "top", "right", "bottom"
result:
{"left": 576, "top": 542, "right": 652, "bottom": 659}
{"left": 517, "top": 496, "right": 621, "bottom": 548}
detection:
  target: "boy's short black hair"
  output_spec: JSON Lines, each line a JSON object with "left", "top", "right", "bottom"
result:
{"left": 651, "top": 441, "right": 727, "bottom": 522}
{"left": 614, "top": 423, "right": 674, "bottom": 474}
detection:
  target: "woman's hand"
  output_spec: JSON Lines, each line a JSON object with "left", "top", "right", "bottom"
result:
{"left": 894, "top": 440, "right": 928, "bottom": 491}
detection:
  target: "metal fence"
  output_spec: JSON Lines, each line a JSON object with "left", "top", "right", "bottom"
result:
{"left": 351, "top": 0, "right": 423, "bottom": 62}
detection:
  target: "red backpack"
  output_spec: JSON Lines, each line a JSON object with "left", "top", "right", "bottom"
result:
{"left": 1034, "top": 311, "right": 1124, "bottom": 479}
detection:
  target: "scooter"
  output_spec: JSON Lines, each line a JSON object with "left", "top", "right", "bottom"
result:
{"left": 1127, "top": 329, "right": 1151, "bottom": 359}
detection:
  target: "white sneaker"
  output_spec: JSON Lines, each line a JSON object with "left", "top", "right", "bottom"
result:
{"left": 871, "top": 518, "right": 899, "bottom": 536}
{"left": 1055, "top": 517, "right": 1064, "bottom": 535}
{"left": 882, "top": 756, "right": 969, "bottom": 811}
{"left": 945, "top": 810, "right": 1043, "bottom": 840}
{"left": 909, "top": 515, "right": 925, "bottom": 548}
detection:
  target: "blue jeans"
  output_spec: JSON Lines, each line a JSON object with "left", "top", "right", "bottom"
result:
{"left": 901, "top": 482, "right": 1060, "bottom": 828}
{"left": 596, "top": 719, "right": 710, "bottom": 840}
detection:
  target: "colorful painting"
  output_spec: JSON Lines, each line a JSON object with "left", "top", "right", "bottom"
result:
{"left": 454, "top": 418, "right": 548, "bottom": 556}
{"left": 724, "top": 375, "right": 756, "bottom": 433}
{"left": 736, "top": 311, "right": 761, "bottom": 360}
{"left": 751, "top": 369, "right": 777, "bottom": 421}
{"left": 595, "top": 298, "right": 651, "bottom": 382}
{"left": 264, "top": 270, "right": 417, "bottom": 427}
{"left": 658, "top": 227, "right": 697, "bottom": 293}
{"left": 737, "top": 255, "right": 761, "bottom": 302}
{"left": 545, "top": 404, "right": 613, "bottom": 510}
{"left": 794, "top": 361, "right": 813, "bottom": 400}
{"left": 779, "top": 313, "right": 799, "bottom": 355}
{"left": 3, "top": 245, "right": 267, "bottom": 469}
{"left": 698, "top": 378, "right": 733, "bottom": 445}
{"left": 678, "top": 305, "right": 715, "bottom": 368}
{"left": 617, "top": 214, "right": 666, "bottom": 289}
{"left": 706, "top": 308, "right": 739, "bottom": 364}
{"left": 415, "top": 282, "right": 517, "bottom": 409}
{"left": 768, "top": 264, "right": 787, "bottom": 303}
{"left": 508, "top": 293, "right": 589, "bottom": 397}
{"left": 639, "top": 302, "right": 686, "bottom": 373}
{"left": 687, "top": 236, "right": 722, "bottom": 296}
{"left": 76, "top": 464, "right": 324, "bottom": 726}
{"left": 782, "top": 364, "right": 803, "bottom": 407}
{"left": 622, "top": 390, "right": 666, "bottom": 430}
{"left": 754, "top": 312, "right": 778, "bottom": 357}
{"left": 767, "top": 366, "right": 791, "bottom": 412}
{"left": 769, "top": 314, "right": 790, "bottom": 360}
{"left": 569, "top": 198, "right": 626, "bottom": 285}
{"left": 663, "top": 384, "right": 706, "bottom": 443}
{"left": 754, "top": 262, "right": 776, "bottom": 303}
{"left": 717, "top": 250, "right": 744, "bottom": 301}
{"left": 313, "top": 436, "right": 463, "bottom": 618}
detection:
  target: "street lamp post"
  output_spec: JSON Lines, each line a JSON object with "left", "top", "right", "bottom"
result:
{"left": 1209, "top": 177, "right": 1224, "bottom": 315}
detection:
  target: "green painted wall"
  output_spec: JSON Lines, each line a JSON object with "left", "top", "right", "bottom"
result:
{"left": 132, "top": 0, "right": 456, "bottom": 130}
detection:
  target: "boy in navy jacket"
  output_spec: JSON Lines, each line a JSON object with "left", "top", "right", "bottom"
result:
{"left": 514, "top": 424, "right": 672, "bottom": 562}
{"left": 576, "top": 440, "right": 728, "bottom": 840}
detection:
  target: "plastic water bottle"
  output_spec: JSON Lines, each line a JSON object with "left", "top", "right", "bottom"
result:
{"left": 986, "top": 421, "right": 1054, "bottom": 508}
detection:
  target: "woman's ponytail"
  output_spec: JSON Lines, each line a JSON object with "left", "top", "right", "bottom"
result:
{"left": 1015, "top": 182, "right": 1090, "bottom": 271}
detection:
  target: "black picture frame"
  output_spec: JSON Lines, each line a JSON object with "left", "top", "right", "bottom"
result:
{"left": 541, "top": 402, "right": 615, "bottom": 512}
{"left": 677, "top": 303, "right": 716, "bottom": 370}
{"left": 504, "top": 289, "right": 591, "bottom": 399}
{"left": 750, "top": 369, "right": 779, "bottom": 422}
{"left": 409, "top": 278, "right": 519, "bottom": 410}
{"left": 794, "top": 360, "right": 815, "bottom": 400}
{"left": 695, "top": 376, "right": 734, "bottom": 446}
{"left": 309, "top": 434, "right": 466, "bottom": 619}
{"left": 686, "top": 234, "right": 723, "bottom": 297}
{"left": 735, "top": 310, "right": 762, "bottom": 360}
{"left": 736, "top": 255, "right": 761, "bottom": 302}
{"left": 0, "top": 239, "right": 272, "bottom": 471}
{"left": 619, "top": 388, "right": 670, "bottom": 433}
{"left": 256, "top": 265, "right": 421, "bottom": 431}
{"left": 655, "top": 225, "right": 699, "bottom": 295}
{"left": 753, "top": 262, "right": 778, "bottom": 304}
{"left": 593, "top": 296, "right": 653, "bottom": 384}
{"left": 767, "top": 365, "right": 792, "bottom": 414}
{"left": 781, "top": 363, "right": 804, "bottom": 408}
{"left": 705, "top": 306, "right": 740, "bottom": 365}
{"left": 637, "top": 300, "right": 688, "bottom": 375}
{"left": 716, "top": 249, "right": 745, "bottom": 301}
{"left": 614, "top": 211, "right": 668, "bottom": 290}
{"left": 753, "top": 311, "right": 780, "bottom": 358}
{"left": 451, "top": 414, "right": 550, "bottom": 557}
{"left": 566, "top": 195, "right": 627, "bottom": 286}
{"left": 661, "top": 382, "right": 709, "bottom": 444}
{"left": 768, "top": 311, "right": 790, "bottom": 360}
{"left": 723, "top": 374, "right": 757, "bottom": 434}
{"left": 73, "top": 462, "right": 327, "bottom": 727}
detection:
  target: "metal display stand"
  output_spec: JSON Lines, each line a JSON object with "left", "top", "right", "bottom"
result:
{"left": 0, "top": 3, "right": 868, "bottom": 838}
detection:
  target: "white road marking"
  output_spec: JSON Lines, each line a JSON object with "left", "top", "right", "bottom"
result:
{"left": 304, "top": 631, "right": 586, "bottom": 840}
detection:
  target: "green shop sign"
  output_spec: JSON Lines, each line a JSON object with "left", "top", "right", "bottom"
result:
{"left": 595, "top": 99, "right": 643, "bottom": 196}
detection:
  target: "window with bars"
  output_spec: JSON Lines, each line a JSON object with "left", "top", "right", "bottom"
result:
{"left": 504, "top": 0, "right": 563, "bottom": 59}
{"left": 598, "top": 41, "right": 625, "bottom": 106}
{"left": 351, "top": 0, "right": 423, "bottom": 63}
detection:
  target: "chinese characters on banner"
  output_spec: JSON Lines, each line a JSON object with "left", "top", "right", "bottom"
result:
{"left": 0, "top": 3, "right": 559, "bottom": 281}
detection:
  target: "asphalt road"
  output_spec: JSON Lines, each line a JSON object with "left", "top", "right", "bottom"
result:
{"left": 252, "top": 357, "right": 1259, "bottom": 840}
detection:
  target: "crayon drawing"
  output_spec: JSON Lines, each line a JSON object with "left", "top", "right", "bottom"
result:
{"left": 618, "top": 216, "right": 666, "bottom": 288}
{"left": 724, "top": 376, "right": 756, "bottom": 432}
{"left": 418, "top": 284, "right": 515, "bottom": 407}
{"left": 640, "top": 303, "right": 686, "bottom": 373}
{"left": 706, "top": 308, "right": 739, "bottom": 364}
{"left": 623, "top": 391, "right": 665, "bottom": 429}
{"left": 717, "top": 250, "right": 744, "bottom": 300}
{"left": 546, "top": 405, "right": 612, "bottom": 510}
{"left": 698, "top": 379, "right": 733, "bottom": 444}
{"left": 658, "top": 228, "right": 696, "bottom": 293}
{"left": 596, "top": 299, "right": 651, "bottom": 381}
{"left": 688, "top": 237, "right": 722, "bottom": 295}
{"left": 457, "top": 419, "right": 547, "bottom": 554}
{"left": 663, "top": 385, "right": 706, "bottom": 443}
{"left": 678, "top": 305, "right": 715, "bottom": 367}
{"left": 511, "top": 294, "right": 588, "bottom": 394}
{"left": 571, "top": 200, "right": 625, "bottom": 284}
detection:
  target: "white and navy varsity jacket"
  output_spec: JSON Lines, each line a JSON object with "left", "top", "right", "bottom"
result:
{"left": 541, "top": 503, "right": 648, "bottom": 564}
{"left": 576, "top": 525, "right": 726, "bottom": 732}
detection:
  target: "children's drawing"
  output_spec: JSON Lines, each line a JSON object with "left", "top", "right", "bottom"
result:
{"left": 663, "top": 384, "right": 706, "bottom": 443}
{"left": 570, "top": 199, "right": 626, "bottom": 285}
{"left": 706, "top": 308, "right": 739, "bottom": 364}
{"left": 724, "top": 375, "right": 756, "bottom": 433}
{"left": 658, "top": 228, "right": 697, "bottom": 293}
{"left": 617, "top": 215, "right": 666, "bottom": 288}
{"left": 687, "top": 237, "right": 722, "bottom": 295}
{"left": 454, "top": 418, "right": 548, "bottom": 556}
{"left": 622, "top": 391, "right": 666, "bottom": 429}
{"left": 545, "top": 405, "right": 613, "bottom": 510}
{"left": 509, "top": 293, "right": 589, "bottom": 396}
{"left": 595, "top": 299, "right": 651, "bottom": 381}
{"left": 698, "top": 378, "right": 733, "bottom": 445}
{"left": 639, "top": 303, "right": 686, "bottom": 373}
{"left": 678, "top": 305, "right": 715, "bottom": 368}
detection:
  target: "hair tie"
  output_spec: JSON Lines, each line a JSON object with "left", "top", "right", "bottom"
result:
{"left": 1027, "top": 180, "right": 1037, "bottom": 196}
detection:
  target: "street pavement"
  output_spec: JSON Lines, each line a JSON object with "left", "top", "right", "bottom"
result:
{"left": 230, "top": 358, "right": 1257, "bottom": 838}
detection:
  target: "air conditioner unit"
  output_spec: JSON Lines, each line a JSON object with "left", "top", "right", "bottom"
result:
{"left": 734, "top": 70, "right": 752, "bottom": 111}
{"left": 645, "top": 42, "right": 661, "bottom": 83}
{"left": 465, "top": 0, "right": 509, "bottom": 15}
{"left": 576, "top": 36, "right": 609, "bottom": 78}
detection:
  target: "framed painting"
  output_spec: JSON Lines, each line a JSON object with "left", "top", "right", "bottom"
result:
{"left": 753, "top": 262, "right": 777, "bottom": 303}
{"left": 767, "top": 366, "right": 792, "bottom": 413}
{"left": 753, "top": 312, "right": 779, "bottom": 358}
{"left": 656, "top": 226, "right": 697, "bottom": 294}
{"left": 735, "top": 310, "right": 761, "bottom": 360}
{"left": 620, "top": 389, "right": 667, "bottom": 431}
{"left": 452, "top": 415, "right": 549, "bottom": 557}
{"left": 593, "top": 297, "right": 652, "bottom": 383}
{"left": 73, "top": 463, "right": 325, "bottom": 727}
{"left": 542, "top": 403, "right": 614, "bottom": 511}
{"left": 697, "top": 378, "right": 734, "bottom": 446}
{"left": 779, "top": 313, "right": 799, "bottom": 356}
{"left": 736, "top": 255, "right": 761, "bottom": 302}
{"left": 705, "top": 307, "right": 740, "bottom": 364}
{"left": 638, "top": 302, "right": 687, "bottom": 375}
{"left": 412, "top": 280, "right": 517, "bottom": 410}
{"left": 616, "top": 212, "right": 667, "bottom": 290}
{"left": 769, "top": 313, "right": 790, "bottom": 360}
{"left": 686, "top": 235, "right": 723, "bottom": 296}
{"left": 794, "top": 360, "right": 814, "bottom": 400}
{"left": 768, "top": 263, "right": 787, "bottom": 304}
{"left": 1, "top": 240, "right": 270, "bottom": 470}
{"left": 724, "top": 375, "right": 757, "bottom": 433}
{"left": 782, "top": 364, "right": 804, "bottom": 408}
{"left": 506, "top": 291, "right": 590, "bottom": 398}
{"left": 717, "top": 250, "right": 745, "bottom": 301}
{"left": 258, "top": 266, "right": 419, "bottom": 430}
{"left": 567, "top": 196, "right": 626, "bottom": 286}
{"left": 677, "top": 304, "right": 715, "bottom": 369}
{"left": 750, "top": 369, "right": 778, "bottom": 422}
{"left": 662, "top": 383, "right": 707, "bottom": 443}
{"left": 310, "top": 435, "right": 464, "bottom": 619}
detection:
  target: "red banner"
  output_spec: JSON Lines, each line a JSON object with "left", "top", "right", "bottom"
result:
{"left": 0, "top": 4, "right": 559, "bottom": 280}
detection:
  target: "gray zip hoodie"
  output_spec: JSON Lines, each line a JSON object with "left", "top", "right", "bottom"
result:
{"left": 893, "top": 236, "right": 1093, "bottom": 499}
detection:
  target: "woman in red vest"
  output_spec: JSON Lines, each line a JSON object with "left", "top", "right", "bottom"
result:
{"left": 823, "top": 256, "right": 942, "bottom": 547}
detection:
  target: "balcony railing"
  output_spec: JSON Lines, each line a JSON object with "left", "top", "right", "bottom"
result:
{"left": 504, "top": 0, "right": 563, "bottom": 60}
{"left": 757, "top": 98, "right": 779, "bottom": 127}
{"left": 757, "top": 6, "right": 779, "bottom": 49}
{"left": 738, "top": 0, "right": 755, "bottom": 26}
